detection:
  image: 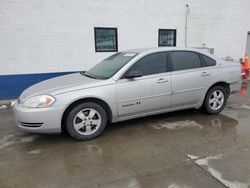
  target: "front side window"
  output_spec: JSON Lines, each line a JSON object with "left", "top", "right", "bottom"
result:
{"left": 83, "top": 52, "right": 137, "bottom": 79}
{"left": 158, "top": 29, "right": 176, "bottom": 47}
{"left": 94, "top": 27, "right": 118, "bottom": 52}
{"left": 126, "top": 52, "right": 167, "bottom": 76}
{"left": 170, "top": 51, "right": 201, "bottom": 71}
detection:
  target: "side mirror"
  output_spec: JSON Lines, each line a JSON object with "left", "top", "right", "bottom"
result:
{"left": 125, "top": 70, "right": 143, "bottom": 79}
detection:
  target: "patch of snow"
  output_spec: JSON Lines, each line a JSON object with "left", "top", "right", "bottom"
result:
{"left": 241, "top": 104, "right": 250, "bottom": 110}
{"left": 168, "top": 183, "right": 191, "bottom": 188}
{"left": 186, "top": 154, "right": 199, "bottom": 160}
{"left": 0, "top": 135, "right": 38, "bottom": 150}
{"left": 0, "top": 105, "right": 7, "bottom": 110}
{"left": 27, "top": 149, "right": 41, "bottom": 155}
{"left": 151, "top": 120, "right": 203, "bottom": 130}
{"left": 10, "top": 100, "right": 16, "bottom": 107}
{"left": 195, "top": 154, "right": 249, "bottom": 188}
{"left": 196, "top": 154, "right": 223, "bottom": 166}
{"left": 206, "top": 167, "right": 248, "bottom": 188}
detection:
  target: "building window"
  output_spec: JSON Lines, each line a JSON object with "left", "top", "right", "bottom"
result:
{"left": 158, "top": 29, "right": 176, "bottom": 47}
{"left": 94, "top": 27, "right": 118, "bottom": 52}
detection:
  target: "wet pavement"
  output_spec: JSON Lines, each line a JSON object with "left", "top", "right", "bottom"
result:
{"left": 1, "top": 82, "right": 250, "bottom": 188}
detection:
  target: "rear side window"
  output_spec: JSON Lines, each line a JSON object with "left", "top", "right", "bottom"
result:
{"left": 128, "top": 52, "right": 168, "bottom": 76}
{"left": 170, "top": 51, "right": 201, "bottom": 71}
{"left": 201, "top": 55, "right": 216, "bottom": 66}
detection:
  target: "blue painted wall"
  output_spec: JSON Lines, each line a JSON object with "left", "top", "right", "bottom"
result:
{"left": 0, "top": 72, "right": 77, "bottom": 100}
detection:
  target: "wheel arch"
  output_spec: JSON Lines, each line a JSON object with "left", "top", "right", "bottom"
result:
{"left": 207, "top": 81, "right": 230, "bottom": 96}
{"left": 61, "top": 97, "right": 113, "bottom": 133}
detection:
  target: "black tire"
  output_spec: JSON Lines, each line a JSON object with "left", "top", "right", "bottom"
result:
{"left": 202, "top": 85, "right": 228, "bottom": 115}
{"left": 66, "top": 102, "right": 107, "bottom": 141}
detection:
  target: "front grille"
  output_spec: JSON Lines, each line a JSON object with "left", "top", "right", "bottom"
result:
{"left": 19, "top": 122, "right": 43, "bottom": 128}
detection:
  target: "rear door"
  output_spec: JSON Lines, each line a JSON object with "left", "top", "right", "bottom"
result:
{"left": 169, "top": 51, "right": 209, "bottom": 108}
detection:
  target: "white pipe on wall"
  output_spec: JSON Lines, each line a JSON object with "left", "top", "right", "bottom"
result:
{"left": 185, "top": 4, "right": 190, "bottom": 47}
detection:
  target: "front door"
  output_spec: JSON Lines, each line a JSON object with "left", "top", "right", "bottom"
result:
{"left": 116, "top": 52, "right": 171, "bottom": 117}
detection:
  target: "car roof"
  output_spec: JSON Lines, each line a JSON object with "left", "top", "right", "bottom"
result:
{"left": 122, "top": 47, "right": 220, "bottom": 61}
{"left": 122, "top": 47, "right": 214, "bottom": 58}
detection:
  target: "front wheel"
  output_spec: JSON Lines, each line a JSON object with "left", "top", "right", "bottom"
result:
{"left": 202, "top": 85, "right": 228, "bottom": 115}
{"left": 66, "top": 102, "right": 107, "bottom": 141}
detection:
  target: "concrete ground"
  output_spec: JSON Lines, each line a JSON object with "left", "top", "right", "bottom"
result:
{"left": 1, "top": 84, "right": 250, "bottom": 188}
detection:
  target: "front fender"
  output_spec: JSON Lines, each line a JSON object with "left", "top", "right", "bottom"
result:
{"left": 53, "top": 84, "right": 117, "bottom": 121}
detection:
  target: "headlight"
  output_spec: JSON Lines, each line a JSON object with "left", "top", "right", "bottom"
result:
{"left": 21, "top": 95, "right": 56, "bottom": 108}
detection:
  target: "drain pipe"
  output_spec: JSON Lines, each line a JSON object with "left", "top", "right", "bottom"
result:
{"left": 184, "top": 4, "right": 190, "bottom": 47}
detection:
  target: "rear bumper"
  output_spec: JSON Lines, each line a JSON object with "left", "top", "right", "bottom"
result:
{"left": 13, "top": 102, "right": 64, "bottom": 133}
{"left": 230, "top": 80, "right": 242, "bottom": 94}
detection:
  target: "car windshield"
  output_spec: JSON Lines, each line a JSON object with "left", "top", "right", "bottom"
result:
{"left": 82, "top": 52, "right": 137, "bottom": 79}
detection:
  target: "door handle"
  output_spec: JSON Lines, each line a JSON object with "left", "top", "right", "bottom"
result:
{"left": 157, "top": 78, "right": 168, "bottom": 83}
{"left": 201, "top": 72, "right": 211, "bottom": 77}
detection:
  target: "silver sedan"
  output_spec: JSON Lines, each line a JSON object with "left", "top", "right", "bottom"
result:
{"left": 13, "top": 47, "right": 241, "bottom": 140}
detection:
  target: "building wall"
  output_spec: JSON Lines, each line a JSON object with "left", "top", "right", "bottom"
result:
{"left": 1, "top": 0, "right": 250, "bottom": 98}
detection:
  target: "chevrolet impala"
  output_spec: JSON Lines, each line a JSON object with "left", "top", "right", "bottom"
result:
{"left": 13, "top": 48, "right": 241, "bottom": 140}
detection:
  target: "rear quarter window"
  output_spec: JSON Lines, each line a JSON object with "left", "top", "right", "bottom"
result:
{"left": 201, "top": 55, "right": 216, "bottom": 66}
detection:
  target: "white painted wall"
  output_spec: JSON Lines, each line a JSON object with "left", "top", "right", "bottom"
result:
{"left": 1, "top": 0, "right": 250, "bottom": 75}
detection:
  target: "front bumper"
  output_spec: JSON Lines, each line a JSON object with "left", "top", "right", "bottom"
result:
{"left": 13, "top": 102, "right": 64, "bottom": 133}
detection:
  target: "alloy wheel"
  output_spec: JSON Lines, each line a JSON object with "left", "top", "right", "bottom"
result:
{"left": 209, "top": 90, "right": 225, "bottom": 111}
{"left": 73, "top": 108, "right": 102, "bottom": 135}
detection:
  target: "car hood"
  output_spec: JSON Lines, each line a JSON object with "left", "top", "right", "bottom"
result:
{"left": 19, "top": 73, "right": 106, "bottom": 101}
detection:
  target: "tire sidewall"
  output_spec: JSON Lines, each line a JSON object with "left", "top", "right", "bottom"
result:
{"left": 204, "top": 86, "right": 228, "bottom": 114}
{"left": 66, "top": 102, "right": 107, "bottom": 141}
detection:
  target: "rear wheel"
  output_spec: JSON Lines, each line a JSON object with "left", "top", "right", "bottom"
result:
{"left": 66, "top": 102, "right": 107, "bottom": 141}
{"left": 202, "top": 85, "right": 228, "bottom": 114}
